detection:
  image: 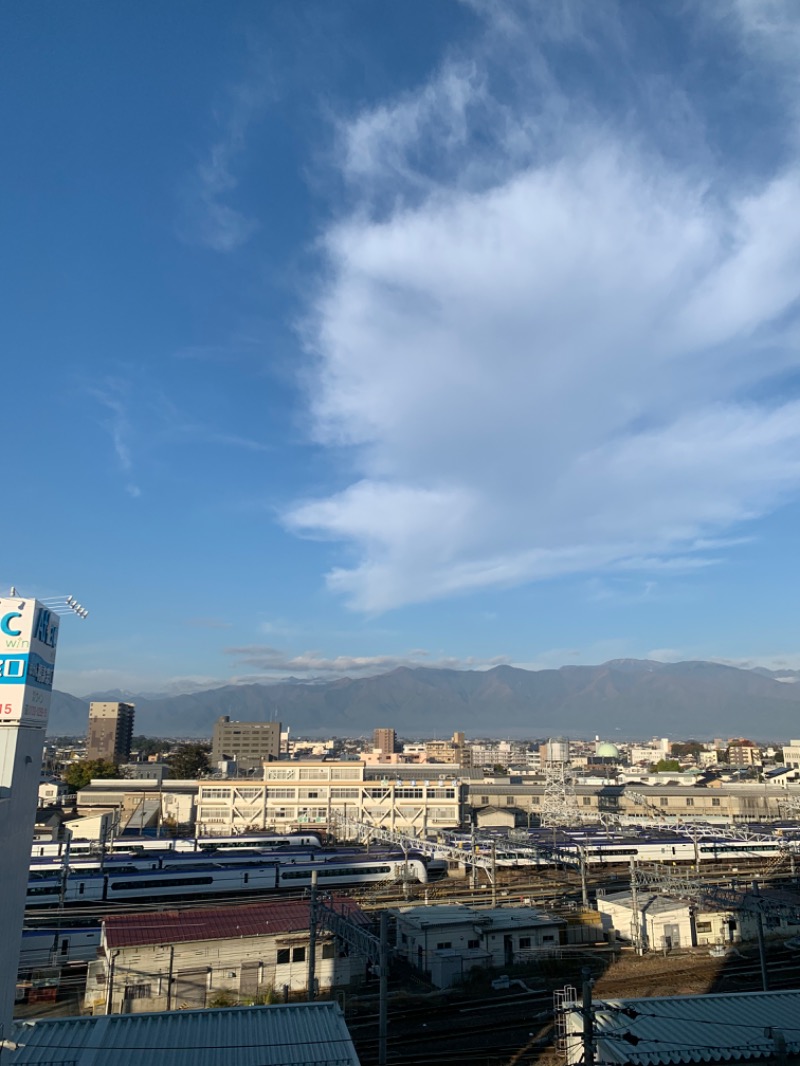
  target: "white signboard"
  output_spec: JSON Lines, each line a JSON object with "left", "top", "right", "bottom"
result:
{"left": 0, "top": 597, "right": 59, "bottom": 727}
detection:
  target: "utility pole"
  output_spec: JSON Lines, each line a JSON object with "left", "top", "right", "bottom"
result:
{"left": 308, "top": 871, "right": 318, "bottom": 1001}
{"left": 579, "top": 846, "right": 589, "bottom": 908}
{"left": 59, "top": 828, "right": 72, "bottom": 910}
{"left": 752, "top": 881, "right": 769, "bottom": 992}
{"left": 491, "top": 841, "right": 497, "bottom": 907}
{"left": 581, "top": 967, "right": 595, "bottom": 1066}
{"left": 378, "top": 912, "right": 388, "bottom": 1066}
{"left": 471, "top": 824, "right": 477, "bottom": 892}
{"left": 629, "top": 858, "right": 644, "bottom": 955}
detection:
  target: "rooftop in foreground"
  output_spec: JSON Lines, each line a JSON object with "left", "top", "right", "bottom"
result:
{"left": 568, "top": 989, "right": 800, "bottom": 1065}
{"left": 7, "top": 1002, "right": 361, "bottom": 1066}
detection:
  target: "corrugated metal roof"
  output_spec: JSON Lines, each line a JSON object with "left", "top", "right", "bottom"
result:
{"left": 581, "top": 989, "right": 800, "bottom": 1064}
{"left": 600, "top": 893, "right": 692, "bottom": 916}
{"left": 104, "top": 896, "right": 366, "bottom": 948}
{"left": 8, "top": 1002, "right": 361, "bottom": 1066}
{"left": 396, "top": 903, "right": 564, "bottom": 929}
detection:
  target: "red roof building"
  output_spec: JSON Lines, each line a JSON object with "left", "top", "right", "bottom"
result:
{"left": 87, "top": 897, "right": 369, "bottom": 1015}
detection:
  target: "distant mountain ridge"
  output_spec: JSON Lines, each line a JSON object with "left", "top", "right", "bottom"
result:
{"left": 46, "top": 659, "right": 800, "bottom": 741}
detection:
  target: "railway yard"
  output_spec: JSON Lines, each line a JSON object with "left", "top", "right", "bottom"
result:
{"left": 17, "top": 825, "right": 800, "bottom": 1065}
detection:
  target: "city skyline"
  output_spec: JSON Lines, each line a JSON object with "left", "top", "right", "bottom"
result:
{"left": 5, "top": 4, "right": 800, "bottom": 696}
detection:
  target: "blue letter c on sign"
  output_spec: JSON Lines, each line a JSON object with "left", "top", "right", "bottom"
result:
{"left": 1, "top": 613, "right": 22, "bottom": 637}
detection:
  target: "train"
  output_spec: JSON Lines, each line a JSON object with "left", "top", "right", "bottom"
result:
{"left": 504, "top": 828, "right": 798, "bottom": 866}
{"left": 26, "top": 854, "right": 433, "bottom": 907}
{"left": 18, "top": 926, "right": 102, "bottom": 970}
{"left": 29, "top": 848, "right": 333, "bottom": 876}
{"left": 30, "top": 833, "right": 323, "bottom": 859}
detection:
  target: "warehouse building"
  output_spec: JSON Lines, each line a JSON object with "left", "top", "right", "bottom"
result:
{"left": 85, "top": 898, "right": 368, "bottom": 1015}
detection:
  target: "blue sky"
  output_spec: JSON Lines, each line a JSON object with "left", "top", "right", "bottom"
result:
{"left": 5, "top": 1, "right": 800, "bottom": 696}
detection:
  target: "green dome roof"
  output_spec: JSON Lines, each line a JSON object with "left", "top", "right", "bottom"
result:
{"left": 595, "top": 741, "right": 620, "bottom": 759}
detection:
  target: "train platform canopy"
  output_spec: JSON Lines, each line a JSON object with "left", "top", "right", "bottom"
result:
{"left": 5, "top": 1002, "right": 361, "bottom": 1066}
{"left": 566, "top": 989, "right": 800, "bottom": 1065}
{"left": 102, "top": 897, "right": 367, "bottom": 950}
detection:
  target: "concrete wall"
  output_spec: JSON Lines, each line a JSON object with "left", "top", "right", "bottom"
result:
{"left": 86, "top": 932, "right": 362, "bottom": 1015}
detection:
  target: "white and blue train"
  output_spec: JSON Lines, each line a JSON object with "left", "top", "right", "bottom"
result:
{"left": 26, "top": 854, "right": 432, "bottom": 907}
{"left": 18, "top": 926, "right": 102, "bottom": 970}
{"left": 508, "top": 829, "right": 797, "bottom": 865}
{"left": 31, "top": 832, "right": 322, "bottom": 859}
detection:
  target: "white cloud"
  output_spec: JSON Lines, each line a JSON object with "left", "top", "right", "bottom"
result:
{"left": 225, "top": 645, "right": 509, "bottom": 679}
{"left": 90, "top": 379, "right": 142, "bottom": 499}
{"left": 179, "top": 81, "right": 264, "bottom": 252}
{"left": 287, "top": 6, "right": 800, "bottom": 612}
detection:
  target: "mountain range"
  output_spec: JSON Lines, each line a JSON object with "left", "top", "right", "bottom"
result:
{"left": 46, "top": 659, "right": 800, "bottom": 742}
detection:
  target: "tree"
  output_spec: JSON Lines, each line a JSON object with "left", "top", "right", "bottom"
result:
{"left": 168, "top": 743, "right": 211, "bottom": 779}
{"left": 131, "top": 736, "right": 164, "bottom": 757}
{"left": 650, "top": 758, "right": 681, "bottom": 773}
{"left": 63, "top": 759, "right": 119, "bottom": 791}
{"left": 671, "top": 741, "right": 703, "bottom": 759}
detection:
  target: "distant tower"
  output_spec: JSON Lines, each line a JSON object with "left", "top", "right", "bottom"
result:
{"left": 373, "top": 727, "right": 397, "bottom": 755}
{"left": 540, "top": 762, "right": 580, "bottom": 827}
{"left": 87, "top": 701, "right": 135, "bottom": 763}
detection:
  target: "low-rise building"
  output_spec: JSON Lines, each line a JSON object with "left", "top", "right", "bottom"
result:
{"left": 196, "top": 761, "right": 464, "bottom": 836}
{"left": 37, "top": 778, "right": 70, "bottom": 807}
{"left": 392, "top": 903, "right": 565, "bottom": 987}
{"left": 598, "top": 890, "right": 800, "bottom": 950}
{"left": 77, "top": 778, "right": 198, "bottom": 830}
{"left": 85, "top": 898, "right": 368, "bottom": 1015}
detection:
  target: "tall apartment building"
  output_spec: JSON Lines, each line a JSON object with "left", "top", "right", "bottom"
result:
{"left": 211, "top": 716, "right": 282, "bottom": 771}
{"left": 372, "top": 728, "right": 397, "bottom": 755}
{"left": 87, "top": 702, "right": 135, "bottom": 764}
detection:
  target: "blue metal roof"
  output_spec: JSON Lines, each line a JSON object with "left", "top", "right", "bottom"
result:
{"left": 7, "top": 1002, "right": 361, "bottom": 1066}
{"left": 569, "top": 989, "right": 800, "bottom": 1065}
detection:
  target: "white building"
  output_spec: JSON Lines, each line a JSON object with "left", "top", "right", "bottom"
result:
{"left": 783, "top": 740, "right": 800, "bottom": 770}
{"left": 196, "top": 761, "right": 464, "bottom": 836}
{"left": 37, "top": 778, "right": 70, "bottom": 807}
{"left": 598, "top": 891, "right": 799, "bottom": 950}
{"left": 393, "top": 903, "right": 565, "bottom": 987}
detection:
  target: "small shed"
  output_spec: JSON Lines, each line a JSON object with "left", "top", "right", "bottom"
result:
{"left": 474, "top": 805, "right": 521, "bottom": 829}
{"left": 598, "top": 889, "right": 799, "bottom": 950}
{"left": 393, "top": 903, "right": 565, "bottom": 986}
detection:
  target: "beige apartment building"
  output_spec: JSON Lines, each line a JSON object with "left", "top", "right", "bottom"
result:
{"left": 425, "top": 732, "right": 471, "bottom": 767}
{"left": 196, "top": 761, "right": 465, "bottom": 836}
{"left": 373, "top": 728, "right": 397, "bottom": 755}
{"left": 86, "top": 702, "right": 135, "bottom": 763}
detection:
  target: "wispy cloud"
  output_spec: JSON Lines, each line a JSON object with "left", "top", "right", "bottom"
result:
{"left": 185, "top": 617, "right": 233, "bottom": 630}
{"left": 90, "top": 379, "right": 142, "bottom": 498}
{"left": 178, "top": 79, "right": 266, "bottom": 252}
{"left": 225, "top": 644, "right": 510, "bottom": 680}
{"left": 151, "top": 391, "right": 272, "bottom": 453}
{"left": 287, "top": 3, "right": 800, "bottom": 612}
